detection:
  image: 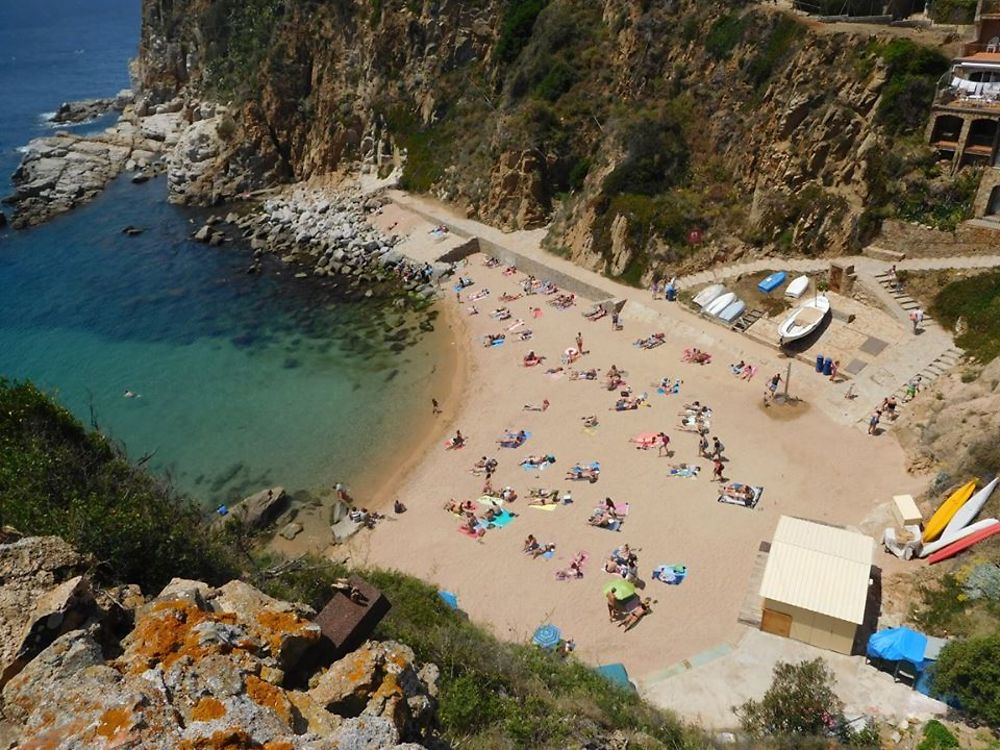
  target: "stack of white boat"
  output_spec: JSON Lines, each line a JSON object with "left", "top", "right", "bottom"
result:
{"left": 693, "top": 284, "right": 746, "bottom": 323}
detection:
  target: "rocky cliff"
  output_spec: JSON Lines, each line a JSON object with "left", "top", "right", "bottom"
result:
{"left": 0, "top": 535, "right": 437, "bottom": 750}
{"left": 134, "top": 0, "right": 958, "bottom": 281}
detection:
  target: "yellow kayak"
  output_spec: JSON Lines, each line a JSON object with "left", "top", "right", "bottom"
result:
{"left": 922, "top": 479, "right": 978, "bottom": 542}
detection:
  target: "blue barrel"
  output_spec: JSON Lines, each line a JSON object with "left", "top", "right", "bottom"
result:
{"left": 815, "top": 355, "right": 824, "bottom": 373}
{"left": 822, "top": 357, "right": 833, "bottom": 376}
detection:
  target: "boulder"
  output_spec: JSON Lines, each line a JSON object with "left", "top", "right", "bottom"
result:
{"left": 279, "top": 522, "right": 304, "bottom": 540}
{"left": 0, "top": 536, "right": 90, "bottom": 688}
{"left": 193, "top": 224, "right": 212, "bottom": 242}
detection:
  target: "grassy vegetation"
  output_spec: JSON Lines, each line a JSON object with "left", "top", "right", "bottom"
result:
{"left": 704, "top": 13, "right": 748, "bottom": 60}
{"left": 0, "top": 379, "right": 243, "bottom": 593}
{"left": 202, "top": 0, "right": 284, "bottom": 100}
{"left": 927, "top": 0, "right": 977, "bottom": 24}
{"left": 931, "top": 270, "right": 1000, "bottom": 363}
{"left": 495, "top": 0, "right": 550, "bottom": 66}
{"left": 875, "top": 39, "right": 951, "bottom": 136}
{"left": 743, "top": 15, "right": 804, "bottom": 93}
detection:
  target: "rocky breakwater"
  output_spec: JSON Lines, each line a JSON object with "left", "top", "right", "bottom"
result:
{"left": 3, "top": 96, "right": 191, "bottom": 229}
{"left": 0, "top": 535, "right": 438, "bottom": 749}
{"left": 200, "top": 186, "right": 453, "bottom": 301}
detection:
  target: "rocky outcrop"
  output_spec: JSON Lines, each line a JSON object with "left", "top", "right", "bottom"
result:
{"left": 0, "top": 536, "right": 437, "bottom": 749}
{"left": 50, "top": 97, "right": 120, "bottom": 124}
{"left": 225, "top": 487, "right": 289, "bottom": 530}
{"left": 3, "top": 105, "right": 186, "bottom": 228}
{"left": 897, "top": 357, "right": 1000, "bottom": 480}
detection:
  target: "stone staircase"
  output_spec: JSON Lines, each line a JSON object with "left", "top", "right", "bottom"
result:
{"left": 871, "top": 271, "right": 938, "bottom": 329}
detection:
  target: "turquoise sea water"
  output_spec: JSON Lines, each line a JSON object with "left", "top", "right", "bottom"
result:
{"left": 0, "top": 1, "right": 446, "bottom": 504}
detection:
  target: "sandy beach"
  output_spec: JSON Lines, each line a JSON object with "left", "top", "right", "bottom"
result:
{"left": 342, "top": 220, "right": 928, "bottom": 683}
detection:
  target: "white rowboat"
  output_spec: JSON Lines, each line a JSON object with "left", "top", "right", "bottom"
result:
{"left": 785, "top": 275, "right": 809, "bottom": 299}
{"left": 705, "top": 292, "right": 736, "bottom": 317}
{"left": 778, "top": 295, "right": 830, "bottom": 344}
{"left": 694, "top": 284, "right": 726, "bottom": 308}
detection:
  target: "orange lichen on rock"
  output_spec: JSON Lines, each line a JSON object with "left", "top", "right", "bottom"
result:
{"left": 254, "top": 610, "right": 318, "bottom": 654}
{"left": 190, "top": 696, "right": 227, "bottom": 722}
{"left": 262, "top": 742, "right": 294, "bottom": 750}
{"left": 372, "top": 672, "right": 403, "bottom": 700}
{"left": 126, "top": 600, "right": 244, "bottom": 673}
{"left": 95, "top": 706, "right": 132, "bottom": 739}
{"left": 245, "top": 675, "right": 292, "bottom": 724}
{"left": 177, "top": 728, "right": 260, "bottom": 749}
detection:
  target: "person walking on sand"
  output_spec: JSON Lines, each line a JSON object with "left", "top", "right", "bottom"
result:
{"left": 712, "top": 457, "right": 725, "bottom": 482}
{"left": 657, "top": 432, "right": 671, "bottom": 457}
{"left": 828, "top": 360, "right": 839, "bottom": 382}
{"left": 432, "top": 398, "right": 442, "bottom": 415}
{"left": 698, "top": 432, "right": 710, "bottom": 458}
{"left": 576, "top": 332, "right": 585, "bottom": 354}
{"left": 868, "top": 410, "right": 881, "bottom": 436}
{"left": 712, "top": 436, "right": 725, "bottom": 461}
{"left": 764, "top": 372, "right": 782, "bottom": 405}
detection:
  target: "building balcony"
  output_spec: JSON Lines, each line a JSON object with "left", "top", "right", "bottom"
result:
{"left": 980, "top": 0, "right": 1000, "bottom": 17}
{"left": 934, "top": 84, "right": 1000, "bottom": 112}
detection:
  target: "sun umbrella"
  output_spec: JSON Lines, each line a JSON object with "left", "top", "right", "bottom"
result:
{"left": 438, "top": 591, "right": 459, "bottom": 610}
{"left": 532, "top": 623, "right": 562, "bottom": 649}
{"left": 603, "top": 579, "right": 637, "bottom": 600}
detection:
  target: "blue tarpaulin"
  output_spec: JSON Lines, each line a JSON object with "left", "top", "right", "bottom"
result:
{"left": 595, "top": 663, "right": 636, "bottom": 692}
{"left": 866, "top": 627, "right": 929, "bottom": 666}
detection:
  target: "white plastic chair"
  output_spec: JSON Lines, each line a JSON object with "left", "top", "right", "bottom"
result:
{"left": 986, "top": 36, "right": 1000, "bottom": 53}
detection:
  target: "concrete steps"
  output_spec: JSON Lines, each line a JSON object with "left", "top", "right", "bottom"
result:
{"left": 872, "top": 272, "right": 938, "bottom": 328}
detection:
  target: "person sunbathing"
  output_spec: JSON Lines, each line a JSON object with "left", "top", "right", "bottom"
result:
{"left": 523, "top": 351, "right": 543, "bottom": 367}
{"left": 530, "top": 490, "right": 559, "bottom": 505}
{"left": 730, "top": 360, "right": 746, "bottom": 375}
{"left": 522, "top": 454, "right": 552, "bottom": 468}
{"left": 491, "top": 307, "right": 511, "bottom": 320}
{"left": 588, "top": 509, "right": 614, "bottom": 527}
{"left": 483, "top": 256, "right": 500, "bottom": 268}
{"left": 517, "top": 330, "right": 534, "bottom": 341}
{"left": 567, "top": 463, "right": 600, "bottom": 481}
{"left": 545, "top": 366, "right": 564, "bottom": 375}
{"left": 502, "top": 265, "right": 517, "bottom": 276}
{"left": 531, "top": 543, "right": 556, "bottom": 559}
{"left": 500, "top": 486, "right": 517, "bottom": 502}
{"left": 498, "top": 430, "right": 528, "bottom": 448}
{"left": 523, "top": 399, "right": 550, "bottom": 412}
{"left": 447, "top": 430, "right": 465, "bottom": 449}
{"left": 569, "top": 368, "right": 597, "bottom": 381}
{"left": 471, "top": 456, "right": 489, "bottom": 475}
{"left": 584, "top": 306, "right": 607, "bottom": 321}
{"left": 692, "top": 351, "right": 712, "bottom": 365}
{"left": 614, "top": 398, "right": 638, "bottom": 411}
{"left": 724, "top": 484, "right": 755, "bottom": 503}
{"left": 483, "top": 333, "right": 505, "bottom": 347}
{"left": 618, "top": 597, "right": 654, "bottom": 630}
{"left": 668, "top": 463, "right": 701, "bottom": 477}
{"left": 523, "top": 534, "right": 539, "bottom": 553}
{"left": 581, "top": 415, "right": 599, "bottom": 428}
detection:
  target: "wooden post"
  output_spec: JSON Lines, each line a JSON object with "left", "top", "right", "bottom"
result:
{"left": 783, "top": 362, "right": 791, "bottom": 399}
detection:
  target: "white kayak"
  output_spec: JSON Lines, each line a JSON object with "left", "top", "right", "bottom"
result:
{"left": 718, "top": 298, "right": 746, "bottom": 322}
{"left": 785, "top": 275, "right": 809, "bottom": 299}
{"left": 942, "top": 477, "right": 998, "bottom": 539}
{"left": 778, "top": 295, "right": 830, "bottom": 343}
{"left": 918, "top": 517, "right": 1000, "bottom": 558}
{"left": 694, "top": 284, "right": 726, "bottom": 308}
{"left": 705, "top": 291, "right": 735, "bottom": 317}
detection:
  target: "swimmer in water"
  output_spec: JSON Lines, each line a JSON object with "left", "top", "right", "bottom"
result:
{"left": 123, "top": 390, "right": 140, "bottom": 399}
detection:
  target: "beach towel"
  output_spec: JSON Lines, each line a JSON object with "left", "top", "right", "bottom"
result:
{"left": 599, "top": 520, "right": 622, "bottom": 532}
{"left": 458, "top": 526, "right": 484, "bottom": 539}
{"left": 532, "top": 308, "right": 543, "bottom": 319}
{"left": 668, "top": 466, "right": 700, "bottom": 478}
{"left": 631, "top": 432, "right": 663, "bottom": 449}
{"left": 652, "top": 564, "right": 687, "bottom": 585}
{"left": 582, "top": 426, "right": 598, "bottom": 436}
{"left": 542, "top": 549, "right": 556, "bottom": 560}
{"left": 507, "top": 320, "right": 525, "bottom": 332}
{"left": 529, "top": 503, "right": 558, "bottom": 511}
{"left": 522, "top": 460, "right": 550, "bottom": 471}
{"left": 491, "top": 511, "right": 516, "bottom": 528}
{"left": 500, "top": 431, "right": 531, "bottom": 447}
{"left": 477, "top": 495, "right": 504, "bottom": 508}
{"left": 717, "top": 484, "right": 763, "bottom": 509}
{"left": 489, "top": 338, "right": 505, "bottom": 348}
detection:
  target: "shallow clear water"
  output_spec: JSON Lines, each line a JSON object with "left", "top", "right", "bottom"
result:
{"left": 0, "top": 1, "right": 446, "bottom": 504}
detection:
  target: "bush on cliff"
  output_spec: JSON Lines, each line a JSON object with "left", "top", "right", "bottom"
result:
{"left": 932, "top": 633, "right": 1000, "bottom": 728}
{"left": 876, "top": 39, "right": 950, "bottom": 136}
{"left": 0, "top": 379, "right": 242, "bottom": 592}
{"left": 931, "top": 269, "right": 1000, "bottom": 363}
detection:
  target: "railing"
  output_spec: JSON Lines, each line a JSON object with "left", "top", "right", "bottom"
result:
{"left": 934, "top": 86, "right": 1000, "bottom": 110}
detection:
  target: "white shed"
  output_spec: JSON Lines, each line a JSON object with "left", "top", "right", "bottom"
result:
{"left": 759, "top": 516, "right": 874, "bottom": 655}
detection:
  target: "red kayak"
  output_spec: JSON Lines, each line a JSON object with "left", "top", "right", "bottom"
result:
{"left": 928, "top": 522, "right": 1000, "bottom": 564}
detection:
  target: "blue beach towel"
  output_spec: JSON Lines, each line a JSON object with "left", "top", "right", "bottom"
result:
{"left": 490, "top": 338, "right": 505, "bottom": 347}
{"left": 652, "top": 564, "right": 688, "bottom": 585}
{"left": 542, "top": 549, "right": 555, "bottom": 560}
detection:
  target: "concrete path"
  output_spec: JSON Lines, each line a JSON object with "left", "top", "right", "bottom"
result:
{"left": 385, "top": 191, "right": 999, "bottom": 429}
{"left": 640, "top": 629, "right": 947, "bottom": 729}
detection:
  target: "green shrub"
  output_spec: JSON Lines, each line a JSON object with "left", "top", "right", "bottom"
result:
{"left": 927, "top": 0, "right": 977, "bottom": 24}
{"left": 894, "top": 169, "right": 980, "bottom": 231}
{"left": 534, "top": 59, "right": 576, "bottom": 101}
{"left": 876, "top": 39, "right": 950, "bottom": 135}
{"left": 932, "top": 269, "right": 1000, "bottom": 363}
{"left": 603, "top": 108, "right": 689, "bottom": 197}
{"left": 202, "top": 0, "right": 284, "bottom": 99}
{"left": 705, "top": 13, "right": 747, "bottom": 59}
{"left": 495, "top": 0, "right": 550, "bottom": 66}
{"left": 0, "top": 379, "right": 242, "bottom": 593}
{"left": 735, "top": 659, "right": 844, "bottom": 737}
{"left": 916, "top": 719, "right": 959, "bottom": 750}
{"left": 438, "top": 674, "right": 508, "bottom": 734}
{"left": 743, "top": 15, "right": 803, "bottom": 91}
{"left": 932, "top": 634, "right": 1000, "bottom": 728}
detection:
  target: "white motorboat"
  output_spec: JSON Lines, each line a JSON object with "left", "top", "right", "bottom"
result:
{"left": 778, "top": 295, "right": 830, "bottom": 344}
{"left": 693, "top": 284, "right": 726, "bottom": 308}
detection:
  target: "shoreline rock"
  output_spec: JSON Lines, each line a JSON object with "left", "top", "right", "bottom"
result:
{"left": 50, "top": 97, "right": 117, "bottom": 124}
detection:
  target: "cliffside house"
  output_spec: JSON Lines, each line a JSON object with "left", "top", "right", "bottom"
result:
{"left": 928, "top": 0, "right": 1000, "bottom": 217}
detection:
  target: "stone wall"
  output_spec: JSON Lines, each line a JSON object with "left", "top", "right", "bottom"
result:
{"left": 875, "top": 218, "right": 1000, "bottom": 257}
